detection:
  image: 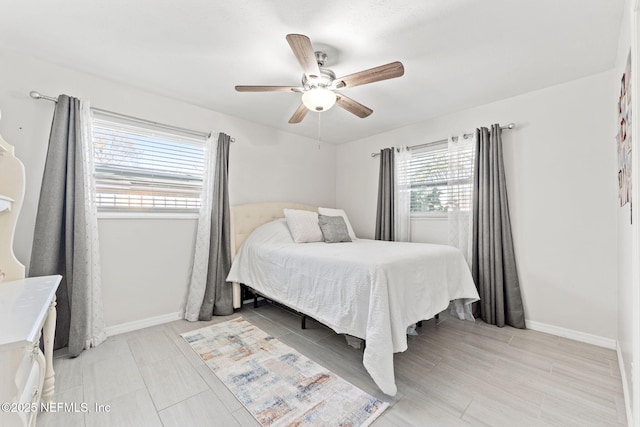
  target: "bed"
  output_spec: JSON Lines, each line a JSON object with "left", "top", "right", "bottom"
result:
{"left": 226, "top": 202, "right": 479, "bottom": 396}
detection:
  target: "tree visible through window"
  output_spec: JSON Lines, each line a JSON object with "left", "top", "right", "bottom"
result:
{"left": 92, "top": 114, "right": 206, "bottom": 212}
{"left": 404, "top": 141, "right": 475, "bottom": 215}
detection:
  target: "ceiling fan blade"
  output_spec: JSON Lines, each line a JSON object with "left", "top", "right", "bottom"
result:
{"left": 235, "top": 85, "right": 302, "bottom": 92}
{"left": 288, "top": 104, "right": 308, "bottom": 124}
{"left": 334, "top": 61, "right": 404, "bottom": 89}
{"left": 286, "top": 34, "right": 321, "bottom": 80}
{"left": 336, "top": 94, "right": 373, "bottom": 118}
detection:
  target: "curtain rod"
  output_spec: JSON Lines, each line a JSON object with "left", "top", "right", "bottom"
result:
{"left": 29, "top": 90, "right": 235, "bottom": 143}
{"left": 370, "top": 123, "right": 515, "bottom": 157}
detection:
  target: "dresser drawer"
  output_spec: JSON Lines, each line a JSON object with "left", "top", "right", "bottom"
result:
{"left": 0, "top": 276, "right": 61, "bottom": 427}
{"left": 4, "top": 354, "right": 43, "bottom": 427}
{"left": 14, "top": 340, "right": 40, "bottom": 395}
{"left": 18, "top": 353, "right": 41, "bottom": 403}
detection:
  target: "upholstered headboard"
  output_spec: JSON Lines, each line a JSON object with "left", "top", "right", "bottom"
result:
{"left": 230, "top": 201, "right": 317, "bottom": 258}
{"left": 229, "top": 202, "right": 316, "bottom": 309}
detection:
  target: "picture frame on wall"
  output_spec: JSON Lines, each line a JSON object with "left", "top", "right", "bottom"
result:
{"left": 617, "top": 50, "right": 632, "bottom": 220}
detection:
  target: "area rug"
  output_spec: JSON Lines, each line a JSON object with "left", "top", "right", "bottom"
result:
{"left": 182, "top": 317, "right": 388, "bottom": 426}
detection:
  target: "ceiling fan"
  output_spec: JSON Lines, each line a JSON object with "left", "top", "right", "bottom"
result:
{"left": 235, "top": 34, "right": 405, "bottom": 124}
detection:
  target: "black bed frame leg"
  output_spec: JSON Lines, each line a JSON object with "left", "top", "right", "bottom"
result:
{"left": 254, "top": 293, "right": 258, "bottom": 308}
{"left": 417, "top": 313, "right": 439, "bottom": 328}
{"left": 301, "top": 315, "right": 307, "bottom": 329}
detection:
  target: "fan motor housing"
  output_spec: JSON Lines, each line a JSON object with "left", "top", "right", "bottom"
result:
{"left": 302, "top": 68, "right": 335, "bottom": 90}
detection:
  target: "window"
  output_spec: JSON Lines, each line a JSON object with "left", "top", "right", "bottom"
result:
{"left": 92, "top": 112, "right": 206, "bottom": 213}
{"left": 403, "top": 139, "right": 475, "bottom": 215}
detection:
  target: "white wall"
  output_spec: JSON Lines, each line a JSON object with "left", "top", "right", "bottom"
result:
{"left": 0, "top": 45, "right": 623, "bottom": 358}
{"left": 614, "top": 0, "right": 636, "bottom": 424}
{"left": 0, "top": 49, "right": 336, "bottom": 327}
{"left": 337, "top": 71, "right": 619, "bottom": 342}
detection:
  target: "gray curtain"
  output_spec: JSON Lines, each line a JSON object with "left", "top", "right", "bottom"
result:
{"left": 375, "top": 147, "right": 395, "bottom": 241}
{"left": 472, "top": 125, "right": 525, "bottom": 328}
{"left": 29, "top": 95, "right": 92, "bottom": 355}
{"left": 198, "top": 133, "right": 233, "bottom": 320}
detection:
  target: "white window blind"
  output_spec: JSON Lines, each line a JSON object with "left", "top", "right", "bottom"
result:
{"left": 405, "top": 140, "right": 475, "bottom": 215}
{"left": 91, "top": 114, "right": 206, "bottom": 212}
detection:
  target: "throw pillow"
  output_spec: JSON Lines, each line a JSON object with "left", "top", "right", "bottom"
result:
{"left": 317, "top": 207, "right": 357, "bottom": 240}
{"left": 318, "top": 214, "right": 352, "bottom": 243}
{"left": 283, "top": 209, "right": 324, "bottom": 243}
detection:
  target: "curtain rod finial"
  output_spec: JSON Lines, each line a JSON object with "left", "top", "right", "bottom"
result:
{"left": 29, "top": 91, "right": 42, "bottom": 99}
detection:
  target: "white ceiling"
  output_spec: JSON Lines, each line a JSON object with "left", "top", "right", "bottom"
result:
{"left": 0, "top": 0, "right": 625, "bottom": 144}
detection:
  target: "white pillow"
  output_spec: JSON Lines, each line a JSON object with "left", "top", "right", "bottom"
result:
{"left": 318, "top": 207, "right": 357, "bottom": 240}
{"left": 283, "top": 209, "right": 324, "bottom": 243}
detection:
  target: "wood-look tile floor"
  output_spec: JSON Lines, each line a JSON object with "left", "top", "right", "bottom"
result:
{"left": 38, "top": 303, "right": 627, "bottom": 426}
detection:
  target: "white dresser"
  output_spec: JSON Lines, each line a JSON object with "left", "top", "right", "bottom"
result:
{"left": 0, "top": 275, "right": 61, "bottom": 427}
{"left": 0, "top": 112, "right": 61, "bottom": 426}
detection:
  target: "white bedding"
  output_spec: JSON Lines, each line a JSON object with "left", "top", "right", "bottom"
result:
{"left": 226, "top": 219, "right": 479, "bottom": 396}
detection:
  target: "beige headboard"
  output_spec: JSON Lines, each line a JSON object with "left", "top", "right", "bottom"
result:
{"left": 229, "top": 202, "right": 317, "bottom": 309}
{"left": 230, "top": 201, "right": 317, "bottom": 259}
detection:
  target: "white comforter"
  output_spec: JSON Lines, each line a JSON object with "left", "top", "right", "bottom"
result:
{"left": 226, "top": 219, "right": 479, "bottom": 396}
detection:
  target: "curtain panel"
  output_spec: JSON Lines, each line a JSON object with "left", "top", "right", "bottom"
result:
{"left": 185, "top": 133, "right": 233, "bottom": 321}
{"left": 394, "top": 146, "right": 411, "bottom": 242}
{"left": 472, "top": 125, "right": 525, "bottom": 328}
{"left": 375, "top": 147, "right": 395, "bottom": 241}
{"left": 447, "top": 134, "right": 475, "bottom": 266}
{"left": 30, "top": 95, "right": 106, "bottom": 356}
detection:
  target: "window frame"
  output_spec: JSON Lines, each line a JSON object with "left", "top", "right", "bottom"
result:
{"left": 404, "top": 139, "right": 475, "bottom": 218}
{"left": 90, "top": 111, "right": 207, "bottom": 217}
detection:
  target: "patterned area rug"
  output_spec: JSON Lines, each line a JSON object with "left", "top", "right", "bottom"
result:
{"left": 182, "top": 317, "right": 388, "bottom": 426}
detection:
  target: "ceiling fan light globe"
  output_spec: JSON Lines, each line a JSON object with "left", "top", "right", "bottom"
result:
{"left": 302, "top": 87, "right": 336, "bottom": 112}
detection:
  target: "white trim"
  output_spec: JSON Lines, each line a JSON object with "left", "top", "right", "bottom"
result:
{"left": 618, "top": 342, "right": 634, "bottom": 427}
{"left": 410, "top": 214, "right": 448, "bottom": 220}
{"left": 525, "top": 319, "right": 616, "bottom": 350}
{"left": 104, "top": 311, "right": 182, "bottom": 336}
{"left": 98, "top": 212, "right": 199, "bottom": 220}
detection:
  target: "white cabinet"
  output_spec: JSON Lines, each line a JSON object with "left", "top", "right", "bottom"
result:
{"left": 0, "top": 275, "right": 61, "bottom": 427}
{"left": 0, "top": 113, "right": 57, "bottom": 427}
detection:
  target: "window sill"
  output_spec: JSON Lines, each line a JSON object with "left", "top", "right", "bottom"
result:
{"left": 410, "top": 214, "right": 448, "bottom": 220}
{"left": 98, "top": 212, "right": 199, "bottom": 220}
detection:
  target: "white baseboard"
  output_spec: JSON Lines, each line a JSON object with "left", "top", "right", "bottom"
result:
{"left": 525, "top": 319, "right": 616, "bottom": 350}
{"left": 104, "top": 311, "right": 183, "bottom": 336}
{"left": 616, "top": 343, "right": 633, "bottom": 427}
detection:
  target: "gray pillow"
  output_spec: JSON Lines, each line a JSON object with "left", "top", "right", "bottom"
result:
{"left": 318, "top": 214, "right": 352, "bottom": 243}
